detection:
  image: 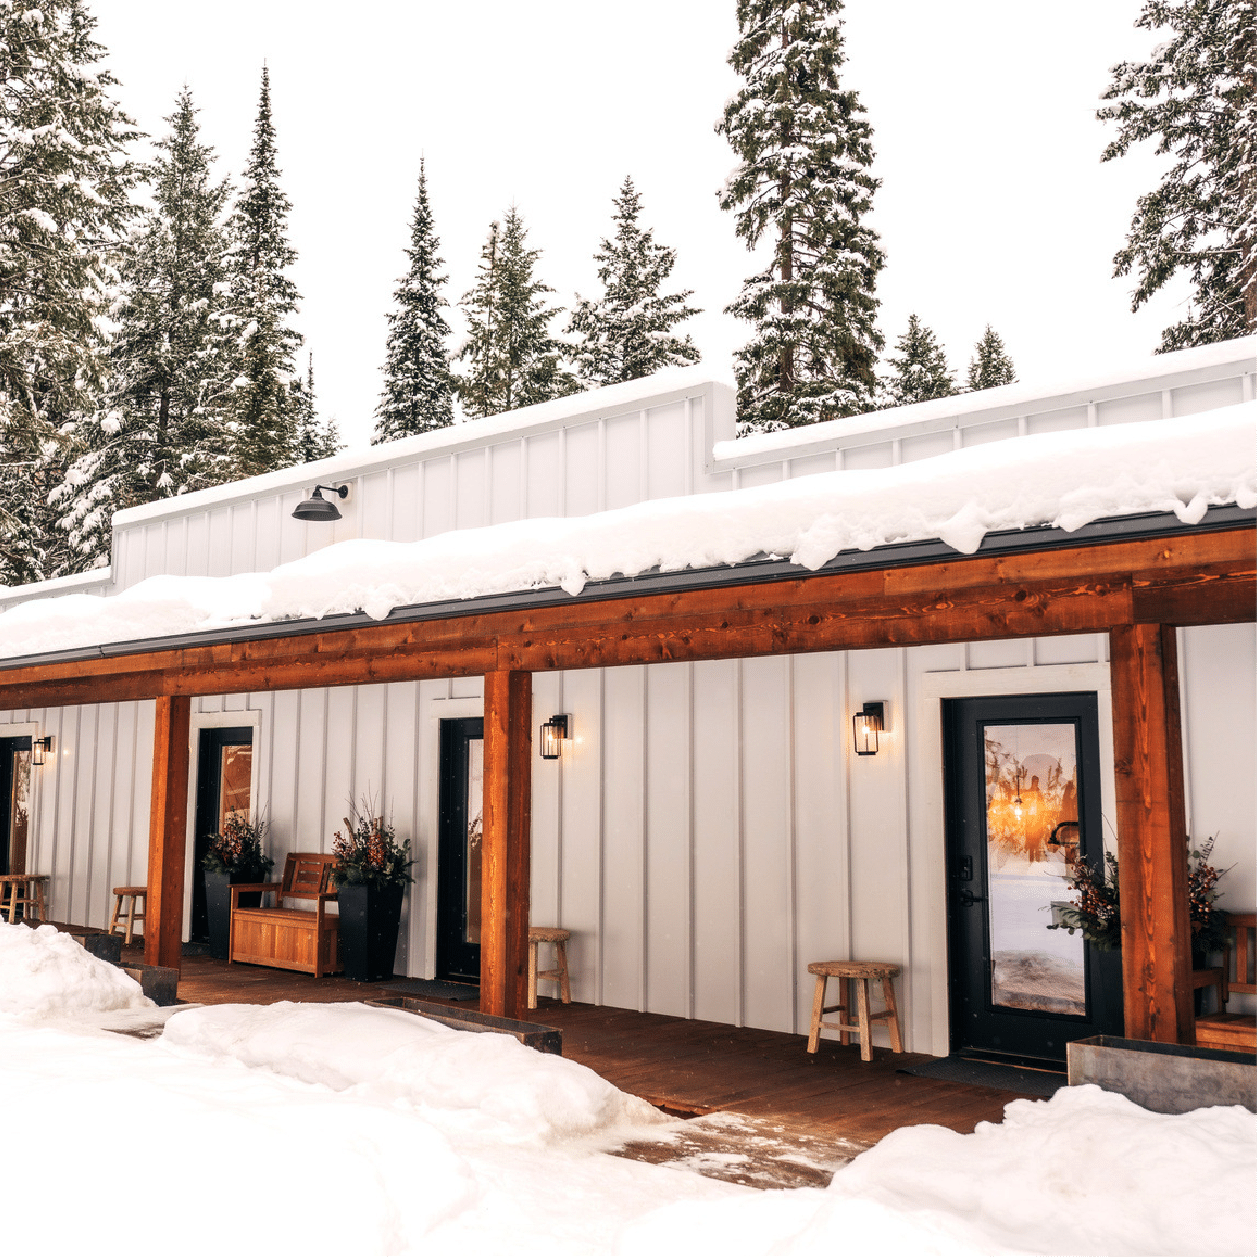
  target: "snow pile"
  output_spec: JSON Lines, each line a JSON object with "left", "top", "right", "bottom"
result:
{"left": 0, "top": 919, "right": 153, "bottom": 1019}
{"left": 161, "top": 1000, "right": 662, "bottom": 1145}
{"left": 0, "top": 402, "right": 1252, "bottom": 661}
{"left": 620, "top": 1086, "right": 1257, "bottom": 1257}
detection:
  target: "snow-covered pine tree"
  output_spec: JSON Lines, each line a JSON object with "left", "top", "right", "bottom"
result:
{"left": 293, "top": 354, "right": 339, "bottom": 463}
{"left": 881, "top": 315, "right": 954, "bottom": 407}
{"left": 456, "top": 206, "right": 577, "bottom": 418}
{"left": 966, "top": 325, "right": 1017, "bottom": 391}
{"left": 717, "top": 0, "right": 884, "bottom": 433}
{"left": 373, "top": 160, "right": 453, "bottom": 442}
{"left": 55, "top": 86, "right": 234, "bottom": 568}
{"left": 221, "top": 65, "right": 302, "bottom": 477}
{"left": 0, "top": 0, "right": 137, "bottom": 584}
{"left": 1100, "top": 0, "right": 1256, "bottom": 349}
{"left": 568, "top": 176, "right": 701, "bottom": 386}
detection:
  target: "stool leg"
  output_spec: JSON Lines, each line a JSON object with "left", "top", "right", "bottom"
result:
{"left": 4, "top": 885, "right": 15, "bottom": 924}
{"left": 882, "top": 974, "right": 904, "bottom": 1053}
{"left": 807, "top": 975, "right": 827, "bottom": 1053}
{"left": 856, "top": 977, "right": 873, "bottom": 1062}
{"left": 838, "top": 978, "right": 852, "bottom": 1047}
{"left": 109, "top": 894, "right": 122, "bottom": 937}
{"left": 124, "top": 896, "right": 135, "bottom": 946}
{"left": 527, "top": 940, "right": 538, "bottom": 1009}
{"left": 34, "top": 880, "right": 46, "bottom": 922}
{"left": 557, "top": 940, "right": 571, "bottom": 1004}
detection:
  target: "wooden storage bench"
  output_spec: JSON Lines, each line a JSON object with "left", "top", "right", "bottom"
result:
{"left": 229, "top": 853, "right": 341, "bottom": 978}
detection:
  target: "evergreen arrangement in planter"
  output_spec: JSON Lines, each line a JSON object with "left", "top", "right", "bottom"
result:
{"left": 201, "top": 813, "right": 273, "bottom": 960}
{"left": 332, "top": 808, "right": 411, "bottom": 982}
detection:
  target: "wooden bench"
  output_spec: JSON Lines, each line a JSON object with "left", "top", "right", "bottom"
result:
{"left": 229, "top": 853, "right": 341, "bottom": 978}
{"left": 1196, "top": 912, "right": 1256, "bottom": 1054}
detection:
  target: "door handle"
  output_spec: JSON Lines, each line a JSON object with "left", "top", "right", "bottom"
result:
{"left": 958, "top": 888, "right": 985, "bottom": 907}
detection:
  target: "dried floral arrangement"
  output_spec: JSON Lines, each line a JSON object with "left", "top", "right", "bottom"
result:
{"left": 1048, "top": 835, "right": 1229, "bottom": 954}
{"left": 201, "top": 811, "right": 274, "bottom": 881}
{"left": 331, "top": 803, "right": 411, "bottom": 890}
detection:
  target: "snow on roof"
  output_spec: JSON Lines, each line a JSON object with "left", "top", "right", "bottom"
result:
{"left": 0, "top": 401, "right": 1251, "bottom": 663}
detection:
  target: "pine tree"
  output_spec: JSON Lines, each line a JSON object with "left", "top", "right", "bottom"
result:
{"left": 717, "top": 0, "right": 884, "bottom": 433}
{"left": 0, "top": 0, "right": 137, "bottom": 584}
{"left": 966, "top": 325, "right": 1017, "bottom": 391}
{"left": 374, "top": 160, "right": 453, "bottom": 442}
{"left": 456, "top": 206, "right": 576, "bottom": 418}
{"left": 1100, "top": 0, "right": 1256, "bottom": 350}
{"left": 294, "top": 354, "right": 339, "bottom": 463}
{"left": 568, "top": 176, "right": 701, "bottom": 386}
{"left": 880, "top": 315, "right": 954, "bottom": 407}
{"left": 221, "top": 65, "right": 302, "bottom": 477}
{"left": 55, "top": 87, "right": 234, "bottom": 568}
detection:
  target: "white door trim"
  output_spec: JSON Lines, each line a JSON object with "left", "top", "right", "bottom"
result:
{"left": 909, "top": 663, "right": 1116, "bottom": 1057}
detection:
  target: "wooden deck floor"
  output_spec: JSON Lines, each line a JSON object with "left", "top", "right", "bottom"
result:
{"left": 165, "top": 953, "right": 1031, "bottom": 1152}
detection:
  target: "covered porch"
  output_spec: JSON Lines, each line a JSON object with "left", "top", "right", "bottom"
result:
{"left": 2, "top": 519, "right": 1251, "bottom": 1051}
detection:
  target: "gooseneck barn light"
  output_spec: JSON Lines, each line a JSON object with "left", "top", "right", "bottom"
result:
{"left": 539, "top": 715, "right": 570, "bottom": 760}
{"left": 851, "top": 702, "right": 885, "bottom": 756}
{"left": 292, "top": 484, "right": 349, "bottom": 522}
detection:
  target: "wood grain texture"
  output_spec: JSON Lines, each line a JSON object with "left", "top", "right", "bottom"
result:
{"left": 0, "top": 529, "right": 1250, "bottom": 711}
{"left": 144, "top": 695, "right": 189, "bottom": 970}
{"left": 480, "top": 670, "right": 532, "bottom": 1019}
{"left": 1110, "top": 624, "right": 1194, "bottom": 1044}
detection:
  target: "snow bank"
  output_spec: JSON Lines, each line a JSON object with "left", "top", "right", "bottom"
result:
{"left": 619, "top": 1085, "right": 1257, "bottom": 1257}
{"left": 0, "top": 919, "right": 153, "bottom": 1019}
{"left": 162, "top": 1001, "right": 662, "bottom": 1145}
{"left": 0, "top": 402, "right": 1251, "bottom": 661}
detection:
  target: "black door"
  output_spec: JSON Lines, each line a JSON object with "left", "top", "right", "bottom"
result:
{"left": 944, "top": 692, "right": 1121, "bottom": 1063}
{"left": 191, "top": 727, "right": 254, "bottom": 941}
{"left": 436, "top": 717, "right": 484, "bottom": 984}
{"left": 0, "top": 736, "right": 32, "bottom": 877}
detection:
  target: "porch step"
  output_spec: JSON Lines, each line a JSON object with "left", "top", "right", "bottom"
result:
{"left": 1196, "top": 1014, "right": 1257, "bottom": 1054}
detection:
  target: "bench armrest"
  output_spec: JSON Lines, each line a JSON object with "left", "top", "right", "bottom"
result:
{"left": 230, "top": 881, "right": 282, "bottom": 907}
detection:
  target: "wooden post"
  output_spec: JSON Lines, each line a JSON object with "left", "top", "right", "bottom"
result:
{"left": 480, "top": 670, "right": 532, "bottom": 1018}
{"left": 145, "top": 695, "right": 190, "bottom": 970}
{"left": 1109, "top": 624, "right": 1193, "bottom": 1043}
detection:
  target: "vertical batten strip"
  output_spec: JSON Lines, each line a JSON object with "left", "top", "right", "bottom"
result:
{"left": 785, "top": 655, "right": 799, "bottom": 1035}
{"left": 840, "top": 653, "right": 854, "bottom": 960}
{"left": 896, "top": 648, "right": 913, "bottom": 1046}
{"left": 685, "top": 661, "right": 697, "bottom": 1021}
{"left": 596, "top": 669, "right": 606, "bottom": 1005}
{"left": 734, "top": 659, "right": 746, "bottom": 1027}
{"left": 145, "top": 695, "right": 190, "bottom": 970}
{"left": 639, "top": 665, "right": 648, "bottom": 1013}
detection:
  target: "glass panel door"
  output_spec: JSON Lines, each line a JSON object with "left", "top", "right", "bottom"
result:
{"left": 0, "top": 738, "right": 32, "bottom": 877}
{"left": 437, "top": 717, "right": 485, "bottom": 983}
{"left": 464, "top": 738, "right": 484, "bottom": 946}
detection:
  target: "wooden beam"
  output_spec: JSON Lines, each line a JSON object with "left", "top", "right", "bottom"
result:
{"left": 0, "top": 528, "right": 1250, "bottom": 711}
{"left": 1110, "top": 624, "right": 1194, "bottom": 1043}
{"left": 480, "top": 670, "right": 532, "bottom": 1019}
{"left": 144, "top": 695, "right": 190, "bottom": 971}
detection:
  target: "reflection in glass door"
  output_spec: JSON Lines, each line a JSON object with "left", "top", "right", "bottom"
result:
{"left": 945, "top": 693, "right": 1121, "bottom": 1062}
{"left": 0, "top": 737, "right": 32, "bottom": 877}
{"left": 437, "top": 718, "right": 484, "bottom": 983}
{"left": 191, "top": 727, "right": 254, "bottom": 942}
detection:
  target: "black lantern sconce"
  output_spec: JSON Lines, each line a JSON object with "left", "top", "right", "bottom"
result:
{"left": 539, "top": 715, "right": 570, "bottom": 760}
{"left": 32, "top": 735, "right": 54, "bottom": 767}
{"left": 852, "top": 702, "right": 885, "bottom": 756}
{"left": 292, "top": 484, "right": 349, "bottom": 522}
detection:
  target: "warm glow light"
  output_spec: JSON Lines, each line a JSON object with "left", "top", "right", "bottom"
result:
{"left": 852, "top": 702, "right": 886, "bottom": 756}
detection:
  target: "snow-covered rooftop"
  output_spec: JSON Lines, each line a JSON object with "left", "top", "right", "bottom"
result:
{"left": 0, "top": 401, "right": 1251, "bottom": 664}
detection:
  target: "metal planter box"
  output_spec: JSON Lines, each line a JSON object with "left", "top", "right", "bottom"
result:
{"left": 1068, "top": 1034, "right": 1256, "bottom": 1114}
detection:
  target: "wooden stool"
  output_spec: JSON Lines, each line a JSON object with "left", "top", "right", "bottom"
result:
{"left": 108, "top": 886, "right": 147, "bottom": 945}
{"left": 527, "top": 926, "right": 572, "bottom": 1009}
{"left": 806, "top": 960, "right": 904, "bottom": 1062}
{"left": 0, "top": 874, "right": 49, "bottom": 924}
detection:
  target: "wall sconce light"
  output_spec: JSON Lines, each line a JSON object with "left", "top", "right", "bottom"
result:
{"left": 852, "top": 702, "right": 885, "bottom": 756}
{"left": 292, "top": 483, "right": 349, "bottom": 522}
{"left": 539, "top": 714, "right": 570, "bottom": 760}
{"left": 32, "top": 736, "right": 54, "bottom": 767}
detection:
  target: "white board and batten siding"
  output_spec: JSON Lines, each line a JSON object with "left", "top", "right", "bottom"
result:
{"left": 1, "top": 343, "right": 1254, "bottom": 1051}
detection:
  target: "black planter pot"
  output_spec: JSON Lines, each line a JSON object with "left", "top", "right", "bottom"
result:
{"left": 204, "top": 870, "right": 262, "bottom": 961}
{"left": 1091, "top": 946, "right": 1125, "bottom": 1036}
{"left": 337, "top": 882, "right": 404, "bottom": 982}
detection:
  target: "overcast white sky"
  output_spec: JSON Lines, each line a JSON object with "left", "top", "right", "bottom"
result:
{"left": 90, "top": 0, "right": 1179, "bottom": 449}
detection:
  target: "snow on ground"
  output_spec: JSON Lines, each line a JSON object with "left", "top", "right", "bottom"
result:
{"left": 0, "top": 402, "right": 1252, "bottom": 661}
{"left": 1, "top": 926, "right": 1253, "bottom": 1256}
{"left": 0, "top": 919, "right": 153, "bottom": 1018}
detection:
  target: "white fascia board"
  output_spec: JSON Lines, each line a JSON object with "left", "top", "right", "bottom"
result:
{"left": 0, "top": 565, "right": 113, "bottom": 606}
{"left": 713, "top": 336, "right": 1257, "bottom": 470}
{"left": 111, "top": 369, "right": 734, "bottom": 530}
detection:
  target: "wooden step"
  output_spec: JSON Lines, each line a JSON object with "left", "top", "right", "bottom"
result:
{"left": 1195, "top": 1014, "right": 1257, "bottom": 1054}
